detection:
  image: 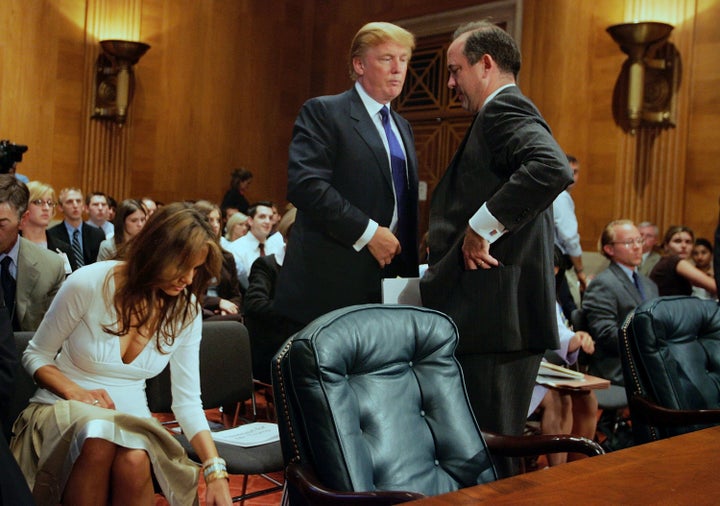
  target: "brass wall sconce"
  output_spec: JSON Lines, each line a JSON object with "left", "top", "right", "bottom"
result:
{"left": 92, "top": 40, "right": 151, "bottom": 125}
{"left": 607, "top": 22, "right": 681, "bottom": 134}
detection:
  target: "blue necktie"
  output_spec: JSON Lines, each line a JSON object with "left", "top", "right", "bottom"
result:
{"left": 633, "top": 271, "right": 646, "bottom": 301}
{"left": 379, "top": 106, "right": 412, "bottom": 258}
{"left": 1, "top": 256, "right": 18, "bottom": 330}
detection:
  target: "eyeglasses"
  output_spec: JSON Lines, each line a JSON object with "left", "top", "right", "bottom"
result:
{"left": 611, "top": 237, "right": 645, "bottom": 248}
{"left": 30, "top": 199, "right": 57, "bottom": 208}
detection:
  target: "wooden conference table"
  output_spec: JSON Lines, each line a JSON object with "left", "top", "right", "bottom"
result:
{"left": 410, "top": 425, "right": 720, "bottom": 505}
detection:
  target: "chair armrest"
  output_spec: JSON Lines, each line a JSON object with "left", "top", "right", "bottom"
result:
{"left": 482, "top": 431, "right": 604, "bottom": 458}
{"left": 286, "top": 462, "right": 425, "bottom": 506}
{"left": 630, "top": 395, "right": 720, "bottom": 426}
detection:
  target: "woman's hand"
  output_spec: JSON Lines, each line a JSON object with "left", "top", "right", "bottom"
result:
{"left": 65, "top": 386, "right": 116, "bottom": 410}
{"left": 217, "top": 299, "right": 239, "bottom": 315}
{"left": 204, "top": 478, "right": 232, "bottom": 506}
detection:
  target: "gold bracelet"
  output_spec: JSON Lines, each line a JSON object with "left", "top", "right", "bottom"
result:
{"left": 205, "top": 469, "right": 229, "bottom": 483}
{"left": 202, "top": 456, "right": 226, "bottom": 469}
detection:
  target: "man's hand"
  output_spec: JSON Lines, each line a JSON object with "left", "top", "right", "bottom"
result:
{"left": 367, "top": 227, "right": 401, "bottom": 268}
{"left": 462, "top": 227, "right": 499, "bottom": 270}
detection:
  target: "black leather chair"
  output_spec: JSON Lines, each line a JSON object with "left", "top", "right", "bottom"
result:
{"left": 272, "top": 304, "right": 603, "bottom": 505}
{"left": 620, "top": 296, "right": 720, "bottom": 444}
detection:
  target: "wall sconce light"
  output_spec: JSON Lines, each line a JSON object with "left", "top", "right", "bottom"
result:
{"left": 92, "top": 40, "right": 151, "bottom": 125}
{"left": 607, "top": 22, "right": 681, "bottom": 134}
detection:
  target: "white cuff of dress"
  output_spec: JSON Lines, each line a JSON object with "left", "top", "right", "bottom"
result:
{"left": 353, "top": 220, "right": 378, "bottom": 251}
{"left": 468, "top": 204, "right": 506, "bottom": 244}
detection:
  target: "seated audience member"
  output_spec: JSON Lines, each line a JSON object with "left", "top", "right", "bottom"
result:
{"left": 47, "top": 187, "right": 105, "bottom": 271}
{"left": 529, "top": 247, "right": 597, "bottom": 466}
{"left": 193, "top": 200, "right": 243, "bottom": 320}
{"left": 690, "top": 238, "right": 716, "bottom": 300}
{"left": 0, "top": 175, "right": 65, "bottom": 331}
{"left": 0, "top": 285, "right": 35, "bottom": 505}
{"left": 637, "top": 221, "right": 662, "bottom": 276}
{"left": 715, "top": 199, "right": 720, "bottom": 299}
{"left": 10, "top": 203, "right": 232, "bottom": 505}
{"left": 141, "top": 196, "right": 157, "bottom": 217}
{"left": 244, "top": 208, "right": 296, "bottom": 383}
{"left": 582, "top": 220, "right": 658, "bottom": 386}
{"left": 221, "top": 167, "right": 252, "bottom": 216}
{"left": 650, "top": 225, "right": 717, "bottom": 297}
{"left": 97, "top": 199, "right": 148, "bottom": 261}
{"left": 220, "top": 211, "right": 248, "bottom": 251}
{"left": 107, "top": 195, "right": 117, "bottom": 222}
{"left": 21, "top": 180, "right": 73, "bottom": 274}
{"left": 225, "top": 201, "right": 283, "bottom": 288}
{"left": 85, "top": 191, "right": 114, "bottom": 239}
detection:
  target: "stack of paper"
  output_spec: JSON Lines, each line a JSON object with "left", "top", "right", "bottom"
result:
{"left": 211, "top": 422, "right": 280, "bottom": 447}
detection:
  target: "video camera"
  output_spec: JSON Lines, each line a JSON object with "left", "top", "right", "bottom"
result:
{"left": 0, "top": 139, "right": 29, "bottom": 173}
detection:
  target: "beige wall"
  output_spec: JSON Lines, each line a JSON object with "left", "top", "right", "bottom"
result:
{"left": 1, "top": 0, "right": 718, "bottom": 246}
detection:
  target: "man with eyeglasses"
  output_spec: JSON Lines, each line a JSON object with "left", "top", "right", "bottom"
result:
{"left": 0, "top": 175, "right": 64, "bottom": 331}
{"left": 581, "top": 219, "right": 658, "bottom": 385}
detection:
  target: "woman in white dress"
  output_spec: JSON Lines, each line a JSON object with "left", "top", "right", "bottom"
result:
{"left": 11, "top": 202, "right": 232, "bottom": 505}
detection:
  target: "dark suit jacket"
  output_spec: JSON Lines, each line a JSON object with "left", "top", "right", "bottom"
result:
{"left": 275, "top": 87, "right": 419, "bottom": 325}
{"left": 46, "top": 221, "right": 105, "bottom": 270}
{"left": 16, "top": 237, "right": 66, "bottom": 331}
{"left": 421, "top": 86, "right": 572, "bottom": 355}
{"left": 582, "top": 261, "right": 658, "bottom": 384}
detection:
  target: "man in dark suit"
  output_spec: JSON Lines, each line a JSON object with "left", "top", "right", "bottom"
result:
{"left": 47, "top": 188, "right": 105, "bottom": 270}
{"left": 0, "top": 175, "right": 65, "bottom": 332}
{"left": 275, "top": 22, "right": 419, "bottom": 328}
{"left": 582, "top": 220, "right": 659, "bottom": 385}
{"left": 420, "top": 21, "right": 572, "bottom": 475}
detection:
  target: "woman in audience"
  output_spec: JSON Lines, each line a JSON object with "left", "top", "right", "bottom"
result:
{"left": 10, "top": 203, "right": 232, "bottom": 505}
{"left": 97, "top": 199, "right": 147, "bottom": 261}
{"left": 193, "top": 200, "right": 244, "bottom": 320}
{"left": 20, "top": 181, "right": 73, "bottom": 273}
{"left": 650, "top": 225, "right": 717, "bottom": 297}
{"left": 220, "top": 211, "right": 249, "bottom": 250}
{"left": 691, "top": 238, "right": 716, "bottom": 300}
{"left": 244, "top": 207, "right": 296, "bottom": 383}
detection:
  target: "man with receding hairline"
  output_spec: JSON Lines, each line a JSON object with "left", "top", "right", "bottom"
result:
{"left": 421, "top": 21, "right": 572, "bottom": 476}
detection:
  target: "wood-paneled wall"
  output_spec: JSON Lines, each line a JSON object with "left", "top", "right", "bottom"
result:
{"left": 1, "top": 0, "right": 718, "bottom": 246}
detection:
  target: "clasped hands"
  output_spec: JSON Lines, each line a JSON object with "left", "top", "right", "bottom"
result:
{"left": 367, "top": 226, "right": 401, "bottom": 268}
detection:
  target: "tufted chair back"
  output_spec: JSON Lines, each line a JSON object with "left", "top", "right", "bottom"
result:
{"left": 272, "top": 304, "right": 496, "bottom": 504}
{"left": 620, "top": 296, "right": 720, "bottom": 443}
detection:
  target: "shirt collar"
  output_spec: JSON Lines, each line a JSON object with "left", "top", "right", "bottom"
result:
{"left": 355, "top": 81, "right": 387, "bottom": 119}
{"left": 615, "top": 261, "right": 638, "bottom": 282}
{"left": 482, "top": 83, "right": 516, "bottom": 109}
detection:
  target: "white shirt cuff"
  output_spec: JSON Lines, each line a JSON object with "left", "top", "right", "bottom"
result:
{"left": 468, "top": 204, "right": 506, "bottom": 244}
{"left": 354, "top": 220, "right": 378, "bottom": 251}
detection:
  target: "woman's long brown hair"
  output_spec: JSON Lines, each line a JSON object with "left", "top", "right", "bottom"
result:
{"left": 103, "top": 202, "right": 223, "bottom": 351}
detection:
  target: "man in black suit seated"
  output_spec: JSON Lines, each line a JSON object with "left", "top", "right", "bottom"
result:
{"left": 0, "top": 282, "right": 35, "bottom": 504}
{"left": 47, "top": 188, "right": 105, "bottom": 271}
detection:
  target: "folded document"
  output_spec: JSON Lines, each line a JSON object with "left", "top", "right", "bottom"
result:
{"left": 211, "top": 422, "right": 279, "bottom": 447}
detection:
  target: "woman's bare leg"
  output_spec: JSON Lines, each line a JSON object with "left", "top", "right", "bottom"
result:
{"left": 63, "top": 438, "right": 116, "bottom": 505}
{"left": 111, "top": 447, "right": 155, "bottom": 505}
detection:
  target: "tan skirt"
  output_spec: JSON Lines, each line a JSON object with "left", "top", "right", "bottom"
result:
{"left": 10, "top": 400, "right": 199, "bottom": 506}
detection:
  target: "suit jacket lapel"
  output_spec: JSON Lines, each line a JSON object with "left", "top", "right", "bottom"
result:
{"left": 610, "top": 263, "right": 643, "bottom": 305}
{"left": 350, "top": 89, "right": 394, "bottom": 191}
{"left": 15, "top": 239, "right": 39, "bottom": 325}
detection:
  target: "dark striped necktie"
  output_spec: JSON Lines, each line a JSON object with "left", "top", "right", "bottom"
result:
{"left": 72, "top": 229, "right": 85, "bottom": 268}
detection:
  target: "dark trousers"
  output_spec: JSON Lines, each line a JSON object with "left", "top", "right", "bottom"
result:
{"left": 458, "top": 350, "right": 543, "bottom": 479}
